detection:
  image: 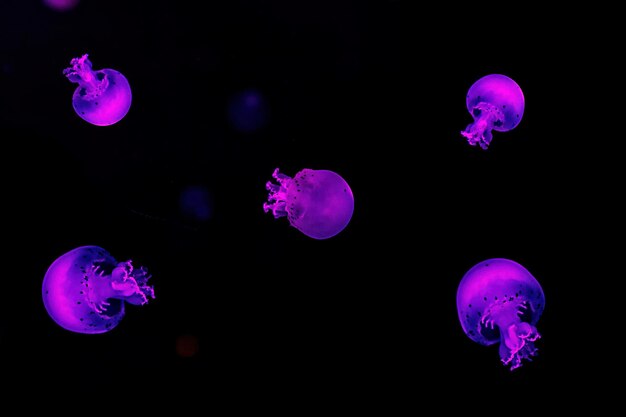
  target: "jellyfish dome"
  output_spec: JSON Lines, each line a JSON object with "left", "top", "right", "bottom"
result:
{"left": 63, "top": 54, "right": 132, "bottom": 126}
{"left": 461, "top": 74, "right": 524, "bottom": 149}
{"left": 228, "top": 89, "right": 269, "bottom": 133}
{"left": 42, "top": 246, "right": 155, "bottom": 334}
{"left": 43, "top": 0, "right": 80, "bottom": 11}
{"left": 457, "top": 258, "right": 544, "bottom": 370}
{"left": 263, "top": 168, "right": 354, "bottom": 240}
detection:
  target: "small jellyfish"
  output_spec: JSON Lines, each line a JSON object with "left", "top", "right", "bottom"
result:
{"left": 179, "top": 185, "right": 213, "bottom": 222}
{"left": 43, "top": 0, "right": 80, "bottom": 12}
{"left": 228, "top": 89, "right": 269, "bottom": 133}
{"left": 63, "top": 54, "right": 132, "bottom": 126}
{"left": 461, "top": 74, "right": 524, "bottom": 149}
{"left": 264, "top": 168, "right": 354, "bottom": 240}
{"left": 42, "top": 246, "right": 155, "bottom": 334}
{"left": 457, "top": 258, "right": 545, "bottom": 370}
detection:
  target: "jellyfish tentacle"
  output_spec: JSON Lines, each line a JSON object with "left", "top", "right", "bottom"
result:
{"left": 461, "top": 102, "right": 504, "bottom": 149}
{"left": 63, "top": 54, "right": 109, "bottom": 97}
{"left": 263, "top": 168, "right": 292, "bottom": 219}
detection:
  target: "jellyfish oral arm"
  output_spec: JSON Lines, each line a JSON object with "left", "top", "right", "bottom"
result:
{"left": 63, "top": 54, "right": 108, "bottom": 95}
{"left": 461, "top": 103, "right": 504, "bottom": 149}
{"left": 88, "top": 261, "right": 155, "bottom": 311}
{"left": 483, "top": 300, "right": 541, "bottom": 371}
{"left": 263, "top": 168, "right": 292, "bottom": 219}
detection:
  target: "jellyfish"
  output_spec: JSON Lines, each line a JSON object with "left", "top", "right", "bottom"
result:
{"left": 263, "top": 168, "right": 354, "bottom": 240}
{"left": 461, "top": 74, "right": 524, "bottom": 149}
{"left": 179, "top": 185, "right": 213, "bottom": 222}
{"left": 43, "top": 0, "right": 80, "bottom": 11}
{"left": 457, "top": 258, "right": 544, "bottom": 370}
{"left": 42, "top": 246, "right": 155, "bottom": 334}
{"left": 63, "top": 54, "right": 132, "bottom": 126}
{"left": 228, "top": 89, "right": 269, "bottom": 133}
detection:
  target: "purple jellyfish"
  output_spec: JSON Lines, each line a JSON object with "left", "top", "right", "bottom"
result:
{"left": 43, "top": 0, "right": 79, "bottom": 12}
{"left": 457, "top": 258, "right": 544, "bottom": 370}
{"left": 461, "top": 74, "right": 524, "bottom": 149}
{"left": 63, "top": 54, "right": 132, "bottom": 126}
{"left": 264, "top": 168, "right": 354, "bottom": 240}
{"left": 42, "top": 246, "right": 155, "bottom": 334}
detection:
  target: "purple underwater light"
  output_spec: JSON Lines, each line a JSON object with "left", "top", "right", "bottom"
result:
{"left": 42, "top": 246, "right": 154, "bottom": 334}
{"left": 264, "top": 168, "right": 354, "bottom": 240}
{"left": 457, "top": 258, "right": 544, "bottom": 370}
{"left": 63, "top": 54, "right": 132, "bottom": 126}
{"left": 461, "top": 74, "right": 524, "bottom": 149}
{"left": 43, "top": 0, "right": 80, "bottom": 12}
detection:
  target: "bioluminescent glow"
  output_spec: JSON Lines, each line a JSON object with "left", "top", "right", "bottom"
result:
{"left": 457, "top": 258, "right": 544, "bottom": 370}
{"left": 43, "top": 0, "right": 79, "bottom": 12}
{"left": 264, "top": 168, "right": 354, "bottom": 240}
{"left": 228, "top": 89, "right": 269, "bottom": 133}
{"left": 42, "top": 246, "right": 154, "bottom": 334}
{"left": 63, "top": 54, "right": 132, "bottom": 126}
{"left": 461, "top": 74, "right": 524, "bottom": 149}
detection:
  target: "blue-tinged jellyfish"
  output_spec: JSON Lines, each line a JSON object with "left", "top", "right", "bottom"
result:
{"left": 457, "top": 258, "right": 545, "bottom": 370}
{"left": 179, "top": 185, "right": 213, "bottom": 222}
{"left": 461, "top": 74, "right": 524, "bottom": 149}
{"left": 264, "top": 168, "right": 354, "bottom": 240}
{"left": 228, "top": 89, "right": 269, "bottom": 133}
{"left": 42, "top": 246, "right": 154, "bottom": 334}
{"left": 63, "top": 54, "right": 132, "bottom": 126}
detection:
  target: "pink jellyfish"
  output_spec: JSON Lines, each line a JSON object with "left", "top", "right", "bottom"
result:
{"left": 63, "top": 54, "right": 132, "bottom": 126}
{"left": 461, "top": 74, "right": 524, "bottom": 149}
{"left": 457, "top": 258, "right": 545, "bottom": 370}
{"left": 263, "top": 168, "right": 354, "bottom": 240}
{"left": 42, "top": 246, "right": 154, "bottom": 334}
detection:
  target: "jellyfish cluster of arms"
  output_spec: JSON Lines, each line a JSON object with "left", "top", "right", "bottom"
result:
{"left": 43, "top": 45, "right": 543, "bottom": 371}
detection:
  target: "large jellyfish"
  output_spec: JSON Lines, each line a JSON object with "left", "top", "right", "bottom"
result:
{"left": 263, "top": 168, "right": 354, "bottom": 240}
{"left": 42, "top": 246, "right": 155, "bottom": 334}
{"left": 461, "top": 74, "right": 524, "bottom": 149}
{"left": 456, "top": 258, "right": 544, "bottom": 370}
{"left": 63, "top": 54, "right": 132, "bottom": 126}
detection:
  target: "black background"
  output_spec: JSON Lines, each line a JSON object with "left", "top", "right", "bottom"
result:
{"left": 0, "top": 0, "right": 609, "bottom": 406}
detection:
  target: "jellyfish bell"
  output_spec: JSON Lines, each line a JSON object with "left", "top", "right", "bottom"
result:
{"left": 43, "top": 0, "right": 80, "bottom": 12}
{"left": 461, "top": 74, "right": 524, "bottom": 149}
{"left": 42, "top": 246, "right": 154, "bottom": 334}
{"left": 264, "top": 168, "right": 354, "bottom": 240}
{"left": 228, "top": 89, "right": 269, "bottom": 133}
{"left": 457, "top": 258, "right": 544, "bottom": 370}
{"left": 63, "top": 54, "right": 132, "bottom": 126}
{"left": 179, "top": 185, "right": 213, "bottom": 222}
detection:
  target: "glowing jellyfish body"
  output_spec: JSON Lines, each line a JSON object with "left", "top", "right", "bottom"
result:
{"left": 42, "top": 246, "right": 154, "bottom": 334}
{"left": 43, "top": 0, "right": 80, "bottom": 11}
{"left": 228, "top": 90, "right": 269, "bottom": 133}
{"left": 63, "top": 54, "right": 132, "bottom": 126}
{"left": 179, "top": 185, "right": 213, "bottom": 222}
{"left": 264, "top": 168, "right": 354, "bottom": 240}
{"left": 457, "top": 258, "right": 545, "bottom": 370}
{"left": 461, "top": 74, "right": 524, "bottom": 149}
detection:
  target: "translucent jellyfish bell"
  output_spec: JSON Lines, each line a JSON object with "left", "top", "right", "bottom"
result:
{"left": 461, "top": 74, "right": 524, "bottom": 149}
{"left": 457, "top": 258, "right": 545, "bottom": 370}
{"left": 63, "top": 54, "right": 132, "bottom": 126}
{"left": 42, "top": 246, "right": 155, "bottom": 334}
{"left": 264, "top": 168, "right": 354, "bottom": 240}
{"left": 228, "top": 89, "right": 269, "bottom": 133}
{"left": 43, "top": 0, "right": 79, "bottom": 12}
